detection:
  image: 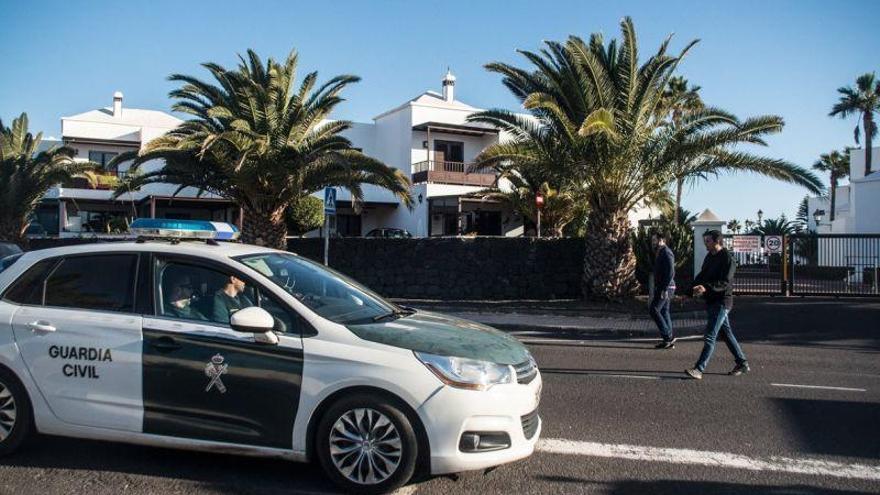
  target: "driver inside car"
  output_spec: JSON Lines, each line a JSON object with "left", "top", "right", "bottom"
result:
{"left": 212, "top": 274, "right": 254, "bottom": 324}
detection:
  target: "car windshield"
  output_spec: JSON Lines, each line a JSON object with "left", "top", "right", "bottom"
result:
{"left": 235, "top": 252, "right": 399, "bottom": 325}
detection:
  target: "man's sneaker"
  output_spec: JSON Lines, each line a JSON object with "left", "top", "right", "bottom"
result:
{"left": 684, "top": 368, "right": 703, "bottom": 380}
{"left": 654, "top": 340, "right": 676, "bottom": 349}
{"left": 729, "top": 362, "right": 750, "bottom": 376}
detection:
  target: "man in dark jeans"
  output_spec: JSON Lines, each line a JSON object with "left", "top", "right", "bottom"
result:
{"left": 649, "top": 230, "right": 676, "bottom": 349}
{"left": 685, "top": 229, "right": 750, "bottom": 379}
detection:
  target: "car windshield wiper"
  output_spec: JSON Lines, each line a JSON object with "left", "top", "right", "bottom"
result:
{"left": 372, "top": 307, "right": 416, "bottom": 322}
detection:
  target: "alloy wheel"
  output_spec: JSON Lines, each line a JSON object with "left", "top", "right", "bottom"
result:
{"left": 328, "top": 407, "right": 402, "bottom": 485}
{"left": 0, "top": 380, "right": 17, "bottom": 442}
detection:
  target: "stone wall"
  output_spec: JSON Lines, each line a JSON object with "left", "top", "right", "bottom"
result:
{"left": 288, "top": 237, "right": 585, "bottom": 300}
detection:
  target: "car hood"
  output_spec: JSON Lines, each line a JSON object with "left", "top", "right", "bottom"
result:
{"left": 346, "top": 310, "right": 530, "bottom": 365}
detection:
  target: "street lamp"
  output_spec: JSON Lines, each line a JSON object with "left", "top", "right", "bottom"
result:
{"left": 757, "top": 209, "right": 763, "bottom": 225}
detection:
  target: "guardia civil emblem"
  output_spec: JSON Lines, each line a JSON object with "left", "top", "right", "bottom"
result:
{"left": 204, "top": 354, "right": 228, "bottom": 393}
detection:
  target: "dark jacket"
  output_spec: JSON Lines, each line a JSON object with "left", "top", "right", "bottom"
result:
{"left": 653, "top": 245, "right": 676, "bottom": 298}
{"left": 212, "top": 290, "right": 254, "bottom": 324}
{"left": 693, "top": 248, "right": 737, "bottom": 309}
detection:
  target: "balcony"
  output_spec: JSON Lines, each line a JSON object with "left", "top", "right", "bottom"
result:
{"left": 411, "top": 161, "right": 496, "bottom": 187}
{"left": 63, "top": 170, "right": 128, "bottom": 190}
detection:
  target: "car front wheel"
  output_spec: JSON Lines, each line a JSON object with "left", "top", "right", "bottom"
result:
{"left": 316, "top": 393, "right": 418, "bottom": 494}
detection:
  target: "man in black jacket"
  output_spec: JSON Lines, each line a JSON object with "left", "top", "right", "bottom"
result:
{"left": 685, "top": 229, "right": 750, "bottom": 379}
{"left": 649, "top": 230, "right": 676, "bottom": 349}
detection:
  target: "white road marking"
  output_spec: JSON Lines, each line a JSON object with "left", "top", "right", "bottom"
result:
{"left": 537, "top": 438, "right": 880, "bottom": 481}
{"left": 516, "top": 335, "right": 704, "bottom": 345}
{"left": 771, "top": 383, "right": 867, "bottom": 392}
{"left": 391, "top": 486, "right": 419, "bottom": 495}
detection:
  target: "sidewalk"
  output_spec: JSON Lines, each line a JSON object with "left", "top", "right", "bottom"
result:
{"left": 397, "top": 297, "right": 880, "bottom": 347}
{"left": 400, "top": 298, "right": 707, "bottom": 339}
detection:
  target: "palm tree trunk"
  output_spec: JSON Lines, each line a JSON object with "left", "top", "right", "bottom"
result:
{"left": 674, "top": 178, "right": 683, "bottom": 224}
{"left": 240, "top": 206, "right": 288, "bottom": 250}
{"left": 830, "top": 175, "right": 837, "bottom": 222}
{"left": 582, "top": 208, "right": 639, "bottom": 300}
{"left": 865, "top": 113, "right": 873, "bottom": 176}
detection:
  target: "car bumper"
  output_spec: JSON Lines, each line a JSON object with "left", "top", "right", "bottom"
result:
{"left": 418, "top": 371, "right": 543, "bottom": 474}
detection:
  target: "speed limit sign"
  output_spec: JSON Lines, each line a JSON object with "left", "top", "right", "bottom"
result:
{"left": 765, "top": 235, "right": 783, "bottom": 254}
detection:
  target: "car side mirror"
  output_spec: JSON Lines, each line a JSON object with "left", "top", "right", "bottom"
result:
{"left": 230, "top": 307, "right": 275, "bottom": 334}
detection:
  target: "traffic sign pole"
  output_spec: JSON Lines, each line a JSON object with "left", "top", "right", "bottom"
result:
{"left": 323, "top": 188, "right": 337, "bottom": 266}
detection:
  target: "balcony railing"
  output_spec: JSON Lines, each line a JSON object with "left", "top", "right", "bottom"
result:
{"left": 411, "top": 161, "right": 496, "bottom": 187}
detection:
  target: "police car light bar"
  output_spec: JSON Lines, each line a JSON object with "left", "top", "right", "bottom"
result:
{"left": 130, "top": 219, "right": 240, "bottom": 241}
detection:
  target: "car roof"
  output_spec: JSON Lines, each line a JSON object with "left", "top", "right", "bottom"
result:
{"left": 19, "top": 240, "right": 283, "bottom": 264}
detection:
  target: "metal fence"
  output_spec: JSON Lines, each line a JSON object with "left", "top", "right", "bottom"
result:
{"left": 788, "top": 234, "right": 880, "bottom": 297}
{"left": 723, "top": 234, "right": 880, "bottom": 297}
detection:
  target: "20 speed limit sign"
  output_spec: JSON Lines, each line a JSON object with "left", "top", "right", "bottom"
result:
{"left": 765, "top": 235, "right": 783, "bottom": 254}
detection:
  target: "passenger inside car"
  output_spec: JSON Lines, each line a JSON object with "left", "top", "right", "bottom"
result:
{"left": 162, "top": 270, "right": 208, "bottom": 321}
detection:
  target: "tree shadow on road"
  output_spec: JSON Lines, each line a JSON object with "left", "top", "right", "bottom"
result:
{"left": 2, "top": 434, "right": 344, "bottom": 494}
{"left": 773, "top": 398, "right": 880, "bottom": 460}
{"left": 539, "top": 476, "right": 874, "bottom": 494}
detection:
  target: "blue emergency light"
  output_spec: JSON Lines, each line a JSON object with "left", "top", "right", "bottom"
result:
{"left": 130, "top": 219, "right": 240, "bottom": 241}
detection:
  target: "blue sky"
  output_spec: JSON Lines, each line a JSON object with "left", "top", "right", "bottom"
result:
{"left": 1, "top": 0, "right": 877, "bottom": 223}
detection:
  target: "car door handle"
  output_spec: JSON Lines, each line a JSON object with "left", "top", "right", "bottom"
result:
{"left": 150, "top": 336, "right": 182, "bottom": 352}
{"left": 27, "top": 320, "right": 56, "bottom": 333}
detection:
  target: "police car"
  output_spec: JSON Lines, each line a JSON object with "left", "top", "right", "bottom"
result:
{"left": 0, "top": 220, "right": 541, "bottom": 493}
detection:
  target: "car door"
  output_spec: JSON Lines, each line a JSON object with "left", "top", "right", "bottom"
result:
{"left": 9, "top": 253, "right": 144, "bottom": 432}
{"left": 141, "top": 255, "right": 304, "bottom": 449}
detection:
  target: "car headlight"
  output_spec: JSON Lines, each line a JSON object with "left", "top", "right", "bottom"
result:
{"left": 414, "top": 352, "right": 515, "bottom": 391}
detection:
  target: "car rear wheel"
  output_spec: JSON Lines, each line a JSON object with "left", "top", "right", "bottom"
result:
{"left": 0, "top": 368, "right": 32, "bottom": 456}
{"left": 316, "top": 393, "right": 418, "bottom": 494}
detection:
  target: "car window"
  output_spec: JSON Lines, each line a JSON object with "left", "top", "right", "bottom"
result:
{"left": 45, "top": 255, "right": 137, "bottom": 313}
{"left": 156, "top": 260, "right": 257, "bottom": 326}
{"left": 236, "top": 252, "right": 397, "bottom": 325}
{"left": 2, "top": 258, "right": 56, "bottom": 305}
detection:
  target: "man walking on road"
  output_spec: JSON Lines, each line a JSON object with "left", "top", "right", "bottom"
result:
{"left": 650, "top": 230, "right": 676, "bottom": 349}
{"left": 685, "top": 229, "right": 750, "bottom": 379}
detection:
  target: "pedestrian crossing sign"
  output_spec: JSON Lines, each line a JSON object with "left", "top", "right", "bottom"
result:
{"left": 323, "top": 187, "right": 336, "bottom": 214}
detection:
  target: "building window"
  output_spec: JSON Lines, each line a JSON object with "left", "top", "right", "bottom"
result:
{"left": 88, "top": 151, "right": 118, "bottom": 168}
{"left": 434, "top": 140, "right": 464, "bottom": 163}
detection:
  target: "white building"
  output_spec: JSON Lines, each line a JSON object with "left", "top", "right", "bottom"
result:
{"left": 33, "top": 92, "right": 238, "bottom": 237}
{"left": 805, "top": 147, "right": 880, "bottom": 281}
{"left": 326, "top": 70, "right": 525, "bottom": 238}
{"left": 807, "top": 147, "right": 880, "bottom": 234}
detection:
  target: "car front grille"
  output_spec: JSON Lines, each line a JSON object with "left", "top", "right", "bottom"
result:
{"left": 514, "top": 358, "right": 538, "bottom": 384}
{"left": 521, "top": 409, "right": 540, "bottom": 440}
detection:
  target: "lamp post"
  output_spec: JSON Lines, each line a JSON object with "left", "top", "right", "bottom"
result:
{"left": 757, "top": 209, "right": 763, "bottom": 226}
{"left": 535, "top": 192, "right": 545, "bottom": 238}
{"left": 812, "top": 209, "right": 825, "bottom": 229}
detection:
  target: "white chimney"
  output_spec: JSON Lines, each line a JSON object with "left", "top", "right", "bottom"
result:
{"left": 112, "top": 91, "right": 124, "bottom": 117}
{"left": 442, "top": 69, "right": 456, "bottom": 102}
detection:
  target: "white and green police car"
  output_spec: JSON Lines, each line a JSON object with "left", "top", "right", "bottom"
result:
{"left": 0, "top": 220, "right": 541, "bottom": 493}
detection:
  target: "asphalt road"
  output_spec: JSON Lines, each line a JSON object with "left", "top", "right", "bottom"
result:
{"left": 1, "top": 323, "right": 879, "bottom": 494}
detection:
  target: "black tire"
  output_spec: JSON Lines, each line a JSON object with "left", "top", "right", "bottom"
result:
{"left": 0, "top": 367, "right": 33, "bottom": 456}
{"left": 315, "top": 393, "right": 418, "bottom": 494}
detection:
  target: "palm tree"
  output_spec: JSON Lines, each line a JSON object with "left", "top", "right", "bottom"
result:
{"left": 1, "top": 113, "right": 95, "bottom": 246}
{"left": 811, "top": 149, "right": 850, "bottom": 222}
{"left": 830, "top": 72, "right": 879, "bottom": 176}
{"left": 114, "top": 49, "right": 413, "bottom": 248}
{"left": 726, "top": 219, "right": 742, "bottom": 234}
{"left": 656, "top": 76, "right": 704, "bottom": 223}
{"left": 795, "top": 196, "right": 810, "bottom": 232}
{"left": 470, "top": 18, "right": 824, "bottom": 300}
{"left": 754, "top": 215, "right": 798, "bottom": 236}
